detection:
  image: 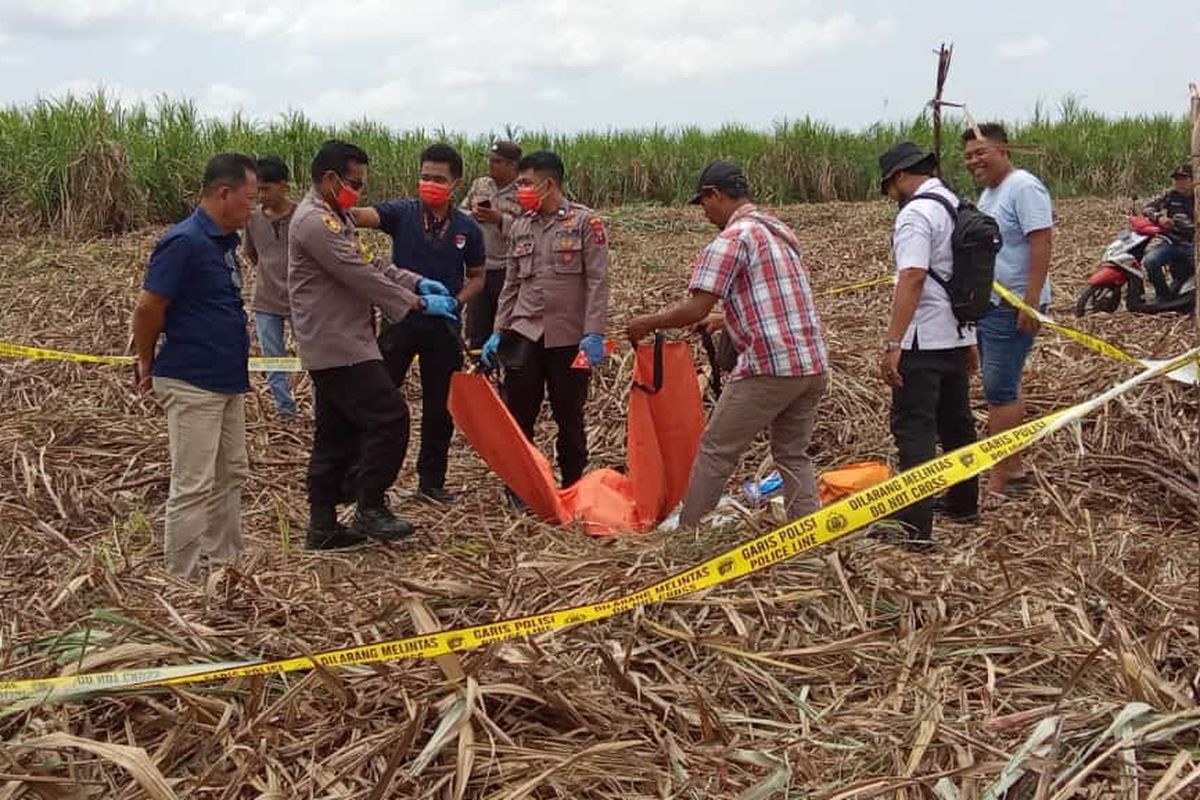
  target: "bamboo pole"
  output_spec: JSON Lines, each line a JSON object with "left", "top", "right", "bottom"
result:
{"left": 1191, "top": 81, "right": 1199, "bottom": 645}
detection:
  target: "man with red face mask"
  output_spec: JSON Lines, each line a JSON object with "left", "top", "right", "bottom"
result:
{"left": 290, "top": 140, "right": 459, "bottom": 550}
{"left": 480, "top": 150, "right": 611, "bottom": 498}
{"left": 352, "top": 143, "right": 485, "bottom": 505}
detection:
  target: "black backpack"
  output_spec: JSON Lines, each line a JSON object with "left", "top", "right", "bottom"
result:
{"left": 911, "top": 192, "right": 1001, "bottom": 327}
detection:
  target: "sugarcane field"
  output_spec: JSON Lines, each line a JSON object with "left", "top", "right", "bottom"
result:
{"left": 1, "top": 20, "right": 1199, "bottom": 800}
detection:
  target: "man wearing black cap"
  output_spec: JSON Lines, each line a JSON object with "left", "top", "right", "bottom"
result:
{"left": 1141, "top": 163, "right": 1195, "bottom": 302}
{"left": 627, "top": 160, "right": 828, "bottom": 528}
{"left": 463, "top": 141, "right": 523, "bottom": 349}
{"left": 875, "top": 141, "right": 979, "bottom": 550}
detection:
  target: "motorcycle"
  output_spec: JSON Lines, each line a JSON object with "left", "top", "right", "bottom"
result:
{"left": 1075, "top": 215, "right": 1196, "bottom": 316}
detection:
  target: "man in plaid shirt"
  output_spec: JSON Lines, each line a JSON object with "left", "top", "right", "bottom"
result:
{"left": 627, "top": 161, "right": 828, "bottom": 527}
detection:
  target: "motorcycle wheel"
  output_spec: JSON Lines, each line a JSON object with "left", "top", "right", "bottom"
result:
{"left": 1074, "top": 284, "right": 1121, "bottom": 317}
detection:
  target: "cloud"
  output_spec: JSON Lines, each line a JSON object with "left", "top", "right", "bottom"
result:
{"left": 130, "top": 35, "right": 158, "bottom": 56}
{"left": 623, "top": 16, "right": 892, "bottom": 80}
{"left": 308, "top": 80, "right": 416, "bottom": 126}
{"left": 199, "top": 83, "right": 251, "bottom": 117}
{"left": 995, "top": 35, "right": 1050, "bottom": 60}
{"left": 47, "top": 79, "right": 159, "bottom": 107}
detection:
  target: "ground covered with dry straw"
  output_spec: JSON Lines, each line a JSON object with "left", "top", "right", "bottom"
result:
{"left": 0, "top": 198, "right": 1197, "bottom": 798}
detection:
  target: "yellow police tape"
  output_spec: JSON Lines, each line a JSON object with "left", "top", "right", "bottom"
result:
{"left": 820, "top": 275, "right": 895, "bottom": 296}
{"left": 4, "top": 346, "right": 1196, "bottom": 707}
{"left": 0, "top": 343, "right": 303, "bottom": 373}
{"left": 989, "top": 283, "right": 1141, "bottom": 365}
{"left": 817, "top": 275, "right": 1194, "bottom": 384}
{"left": 0, "top": 342, "right": 486, "bottom": 373}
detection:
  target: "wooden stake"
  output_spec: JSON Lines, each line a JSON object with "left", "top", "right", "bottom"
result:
{"left": 1190, "top": 84, "right": 1199, "bottom": 328}
{"left": 1189, "top": 82, "right": 1199, "bottom": 639}
{"left": 931, "top": 43, "right": 953, "bottom": 177}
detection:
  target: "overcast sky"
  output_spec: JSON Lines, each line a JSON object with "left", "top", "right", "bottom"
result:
{"left": 0, "top": 0, "right": 1194, "bottom": 134}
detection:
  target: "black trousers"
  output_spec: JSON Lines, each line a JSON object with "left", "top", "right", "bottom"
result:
{"left": 890, "top": 347, "right": 978, "bottom": 539}
{"left": 308, "top": 360, "right": 409, "bottom": 513}
{"left": 379, "top": 316, "right": 464, "bottom": 489}
{"left": 466, "top": 270, "right": 506, "bottom": 350}
{"left": 499, "top": 333, "right": 590, "bottom": 487}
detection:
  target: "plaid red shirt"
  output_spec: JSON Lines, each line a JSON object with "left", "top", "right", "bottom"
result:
{"left": 689, "top": 204, "right": 827, "bottom": 380}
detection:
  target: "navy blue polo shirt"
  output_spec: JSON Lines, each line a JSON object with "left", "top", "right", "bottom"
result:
{"left": 373, "top": 199, "right": 485, "bottom": 296}
{"left": 143, "top": 207, "right": 251, "bottom": 394}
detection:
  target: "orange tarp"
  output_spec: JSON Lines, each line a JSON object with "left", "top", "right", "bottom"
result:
{"left": 818, "top": 461, "right": 893, "bottom": 506}
{"left": 448, "top": 340, "right": 705, "bottom": 535}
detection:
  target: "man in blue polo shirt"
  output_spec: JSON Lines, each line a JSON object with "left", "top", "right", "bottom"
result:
{"left": 353, "top": 143, "right": 485, "bottom": 504}
{"left": 132, "top": 153, "right": 257, "bottom": 579}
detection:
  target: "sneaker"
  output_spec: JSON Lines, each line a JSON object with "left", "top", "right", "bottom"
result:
{"left": 418, "top": 485, "right": 458, "bottom": 505}
{"left": 351, "top": 506, "right": 416, "bottom": 542}
{"left": 902, "top": 537, "right": 936, "bottom": 554}
{"left": 932, "top": 499, "right": 979, "bottom": 524}
{"left": 305, "top": 521, "right": 369, "bottom": 551}
{"left": 865, "top": 520, "right": 910, "bottom": 543}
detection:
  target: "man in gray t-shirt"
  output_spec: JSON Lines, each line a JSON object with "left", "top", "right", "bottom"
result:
{"left": 243, "top": 156, "right": 298, "bottom": 419}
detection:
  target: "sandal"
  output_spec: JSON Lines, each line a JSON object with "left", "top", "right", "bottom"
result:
{"left": 981, "top": 490, "right": 1010, "bottom": 512}
{"left": 1005, "top": 473, "right": 1033, "bottom": 496}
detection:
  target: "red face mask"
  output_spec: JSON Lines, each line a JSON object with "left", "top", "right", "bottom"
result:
{"left": 516, "top": 185, "right": 543, "bottom": 211}
{"left": 419, "top": 180, "right": 453, "bottom": 207}
{"left": 334, "top": 177, "right": 360, "bottom": 211}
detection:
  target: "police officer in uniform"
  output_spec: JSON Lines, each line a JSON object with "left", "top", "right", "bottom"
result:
{"left": 480, "top": 151, "right": 611, "bottom": 492}
{"left": 289, "top": 140, "right": 459, "bottom": 549}
{"left": 461, "top": 141, "right": 523, "bottom": 349}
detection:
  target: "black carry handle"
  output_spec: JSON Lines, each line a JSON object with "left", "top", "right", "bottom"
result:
{"left": 631, "top": 332, "right": 666, "bottom": 394}
{"left": 698, "top": 328, "right": 723, "bottom": 400}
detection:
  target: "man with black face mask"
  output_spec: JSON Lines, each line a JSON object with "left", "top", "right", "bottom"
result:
{"left": 289, "top": 139, "right": 459, "bottom": 550}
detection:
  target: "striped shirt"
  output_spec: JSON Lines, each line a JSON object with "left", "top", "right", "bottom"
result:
{"left": 689, "top": 204, "right": 827, "bottom": 380}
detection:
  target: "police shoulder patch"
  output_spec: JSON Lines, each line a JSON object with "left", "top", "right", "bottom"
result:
{"left": 588, "top": 216, "right": 607, "bottom": 245}
{"left": 322, "top": 214, "right": 343, "bottom": 233}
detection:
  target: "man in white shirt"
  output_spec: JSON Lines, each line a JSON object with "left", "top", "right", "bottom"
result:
{"left": 876, "top": 142, "right": 979, "bottom": 550}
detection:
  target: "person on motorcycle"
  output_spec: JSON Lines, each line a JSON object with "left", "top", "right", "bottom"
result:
{"left": 1141, "top": 164, "right": 1194, "bottom": 302}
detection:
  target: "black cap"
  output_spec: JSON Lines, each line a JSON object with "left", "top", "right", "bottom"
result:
{"left": 879, "top": 141, "right": 937, "bottom": 193}
{"left": 1172, "top": 163, "right": 1192, "bottom": 178}
{"left": 688, "top": 160, "right": 750, "bottom": 204}
{"left": 490, "top": 141, "right": 521, "bottom": 161}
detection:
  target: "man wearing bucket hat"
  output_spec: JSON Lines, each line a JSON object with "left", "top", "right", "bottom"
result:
{"left": 1141, "top": 163, "right": 1194, "bottom": 302}
{"left": 626, "top": 160, "right": 828, "bottom": 528}
{"left": 875, "top": 141, "right": 979, "bottom": 550}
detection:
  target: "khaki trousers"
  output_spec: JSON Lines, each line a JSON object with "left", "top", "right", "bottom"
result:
{"left": 679, "top": 372, "right": 828, "bottom": 528}
{"left": 153, "top": 377, "right": 248, "bottom": 578}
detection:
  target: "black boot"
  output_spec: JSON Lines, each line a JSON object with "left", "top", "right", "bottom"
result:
{"left": 418, "top": 484, "right": 458, "bottom": 505}
{"left": 351, "top": 504, "right": 416, "bottom": 542}
{"left": 306, "top": 507, "right": 368, "bottom": 550}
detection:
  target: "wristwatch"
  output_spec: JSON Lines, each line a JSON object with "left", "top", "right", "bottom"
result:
{"left": 882, "top": 339, "right": 902, "bottom": 353}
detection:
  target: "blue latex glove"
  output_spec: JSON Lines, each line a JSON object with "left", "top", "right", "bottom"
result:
{"left": 418, "top": 278, "right": 450, "bottom": 296}
{"left": 580, "top": 333, "right": 606, "bottom": 367}
{"left": 481, "top": 332, "right": 501, "bottom": 368}
{"left": 422, "top": 295, "right": 459, "bottom": 321}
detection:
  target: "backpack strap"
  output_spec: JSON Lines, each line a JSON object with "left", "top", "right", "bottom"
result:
{"left": 908, "top": 191, "right": 965, "bottom": 338}
{"left": 910, "top": 191, "right": 958, "bottom": 220}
